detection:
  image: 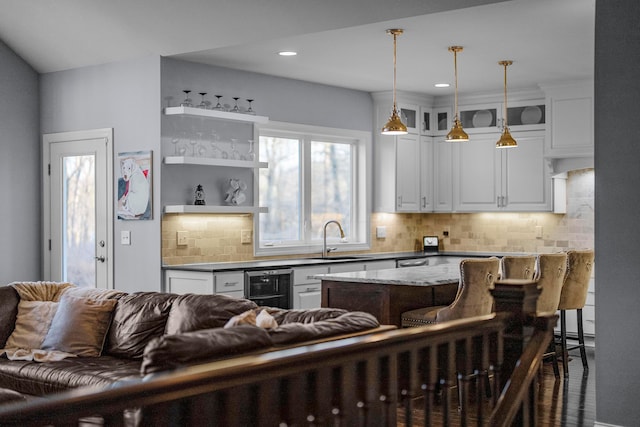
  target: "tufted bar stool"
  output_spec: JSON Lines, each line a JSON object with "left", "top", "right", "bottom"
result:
{"left": 535, "top": 252, "right": 568, "bottom": 378}
{"left": 401, "top": 257, "right": 501, "bottom": 326}
{"left": 558, "top": 249, "right": 594, "bottom": 376}
{"left": 500, "top": 255, "right": 536, "bottom": 280}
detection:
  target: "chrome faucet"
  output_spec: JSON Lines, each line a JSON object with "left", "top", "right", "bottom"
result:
{"left": 322, "top": 220, "right": 345, "bottom": 258}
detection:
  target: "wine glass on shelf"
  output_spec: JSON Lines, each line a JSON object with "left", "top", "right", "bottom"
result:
{"left": 230, "top": 138, "right": 240, "bottom": 160}
{"left": 209, "top": 131, "right": 222, "bottom": 159}
{"left": 247, "top": 139, "right": 255, "bottom": 161}
{"left": 212, "top": 95, "right": 224, "bottom": 111}
{"left": 180, "top": 90, "right": 193, "bottom": 107}
{"left": 246, "top": 99, "right": 256, "bottom": 115}
{"left": 231, "top": 97, "right": 240, "bottom": 113}
{"left": 197, "top": 92, "right": 209, "bottom": 109}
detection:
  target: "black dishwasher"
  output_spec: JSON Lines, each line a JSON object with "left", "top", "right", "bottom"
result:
{"left": 244, "top": 269, "right": 292, "bottom": 309}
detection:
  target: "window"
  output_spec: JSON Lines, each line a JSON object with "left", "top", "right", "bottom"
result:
{"left": 256, "top": 121, "right": 371, "bottom": 256}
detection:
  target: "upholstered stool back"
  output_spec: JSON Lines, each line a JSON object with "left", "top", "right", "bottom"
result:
{"left": 559, "top": 250, "right": 594, "bottom": 310}
{"left": 401, "top": 257, "right": 500, "bottom": 326}
{"left": 500, "top": 255, "right": 536, "bottom": 280}
{"left": 535, "top": 253, "right": 568, "bottom": 314}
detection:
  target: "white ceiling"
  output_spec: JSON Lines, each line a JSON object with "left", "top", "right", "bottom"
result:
{"left": 0, "top": 0, "right": 594, "bottom": 97}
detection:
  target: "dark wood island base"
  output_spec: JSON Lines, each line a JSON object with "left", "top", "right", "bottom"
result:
{"left": 321, "top": 279, "right": 458, "bottom": 327}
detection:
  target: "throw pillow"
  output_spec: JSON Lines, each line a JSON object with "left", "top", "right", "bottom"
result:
{"left": 3, "top": 300, "right": 58, "bottom": 350}
{"left": 41, "top": 294, "right": 117, "bottom": 357}
{"left": 224, "top": 309, "right": 279, "bottom": 329}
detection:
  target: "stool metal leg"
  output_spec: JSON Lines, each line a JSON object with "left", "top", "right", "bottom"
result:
{"left": 560, "top": 310, "right": 569, "bottom": 376}
{"left": 576, "top": 309, "right": 589, "bottom": 370}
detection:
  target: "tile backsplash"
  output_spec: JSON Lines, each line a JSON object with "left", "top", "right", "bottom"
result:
{"left": 162, "top": 169, "right": 594, "bottom": 265}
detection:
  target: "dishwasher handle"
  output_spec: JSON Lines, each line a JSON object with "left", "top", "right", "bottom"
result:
{"left": 397, "top": 258, "right": 429, "bottom": 268}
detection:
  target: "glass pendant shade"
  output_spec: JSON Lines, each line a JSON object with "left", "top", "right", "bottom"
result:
{"left": 446, "top": 46, "right": 468, "bottom": 142}
{"left": 381, "top": 29, "right": 407, "bottom": 135}
{"left": 496, "top": 60, "right": 517, "bottom": 148}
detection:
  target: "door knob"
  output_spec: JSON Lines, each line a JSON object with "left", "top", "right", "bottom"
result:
{"left": 95, "top": 255, "right": 106, "bottom": 263}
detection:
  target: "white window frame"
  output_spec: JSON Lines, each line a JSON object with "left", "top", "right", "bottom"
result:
{"left": 254, "top": 121, "right": 371, "bottom": 257}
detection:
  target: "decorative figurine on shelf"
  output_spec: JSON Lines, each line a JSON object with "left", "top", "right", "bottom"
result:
{"left": 194, "top": 184, "right": 206, "bottom": 205}
{"left": 224, "top": 178, "right": 247, "bottom": 205}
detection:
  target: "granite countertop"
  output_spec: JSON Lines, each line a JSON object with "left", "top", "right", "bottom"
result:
{"left": 162, "top": 251, "right": 505, "bottom": 273}
{"left": 311, "top": 263, "right": 462, "bottom": 286}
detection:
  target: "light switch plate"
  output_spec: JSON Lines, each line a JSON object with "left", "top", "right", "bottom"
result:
{"left": 241, "top": 229, "right": 252, "bottom": 244}
{"left": 120, "top": 230, "right": 131, "bottom": 245}
{"left": 177, "top": 231, "right": 188, "bottom": 246}
{"left": 376, "top": 226, "right": 386, "bottom": 238}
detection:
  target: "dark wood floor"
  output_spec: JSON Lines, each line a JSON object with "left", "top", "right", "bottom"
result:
{"left": 396, "top": 346, "right": 596, "bottom": 426}
{"left": 537, "top": 346, "right": 596, "bottom": 426}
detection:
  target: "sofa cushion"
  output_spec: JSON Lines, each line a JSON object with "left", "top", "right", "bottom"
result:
{"left": 141, "top": 325, "right": 273, "bottom": 375}
{"left": 165, "top": 294, "right": 258, "bottom": 335}
{"left": 0, "top": 286, "right": 20, "bottom": 348}
{"left": 0, "top": 356, "right": 141, "bottom": 396}
{"left": 4, "top": 300, "right": 58, "bottom": 350}
{"left": 41, "top": 294, "right": 118, "bottom": 357}
{"left": 267, "top": 309, "right": 381, "bottom": 346}
{"left": 106, "top": 292, "right": 177, "bottom": 359}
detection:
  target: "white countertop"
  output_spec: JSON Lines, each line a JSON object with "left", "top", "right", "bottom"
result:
{"left": 312, "top": 263, "right": 462, "bottom": 286}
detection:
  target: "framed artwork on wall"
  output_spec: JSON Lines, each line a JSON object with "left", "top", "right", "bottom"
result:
{"left": 117, "top": 150, "right": 152, "bottom": 220}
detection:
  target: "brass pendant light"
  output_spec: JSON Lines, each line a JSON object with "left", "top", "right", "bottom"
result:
{"left": 446, "top": 46, "right": 469, "bottom": 142}
{"left": 381, "top": 29, "right": 408, "bottom": 135}
{"left": 496, "top": 60, "right": 517, "bottom": 148}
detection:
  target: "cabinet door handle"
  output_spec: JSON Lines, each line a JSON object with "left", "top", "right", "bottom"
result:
{"left": 422, "top": 196, "right": 427, "bottom": 208}
{"left": 398, "top": 196, "right": 402, "bottom": 207}
{"left": 306, "top": 287, "right": 320, "bottom": 292}
{"left": 224, "top": 281, "right": 238, "bottom": 287}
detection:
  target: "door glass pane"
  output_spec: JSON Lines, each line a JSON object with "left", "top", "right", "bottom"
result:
{"left": 63, "top": 155, "right": 96, "bottom": 286}
{"left": 259, "top": 136, "right": 301, "bottom": 243}
{"left": 310, "top": 141, "right": 352, "bottom": 240}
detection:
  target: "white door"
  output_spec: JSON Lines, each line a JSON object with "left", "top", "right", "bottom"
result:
{"left": 43, "top": 129, "right": 113, "bottom": 289}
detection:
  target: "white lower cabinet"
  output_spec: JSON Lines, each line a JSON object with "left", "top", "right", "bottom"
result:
{"left": 164, "top": 270, "right": 245, "bottom": 298}
{"left": 165, "top": 270, "right": 214, "bottom": 295}
{"left": 453, "top": 131, "right": 551, "bottom": 212}
{"left": 292, "top": 266, "right": 329, "bottom": 309}
{"left": 214, "top": 271, "right": 245, "bottom": 298}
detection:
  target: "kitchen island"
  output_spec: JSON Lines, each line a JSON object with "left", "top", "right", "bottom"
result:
{"left": 315, "top": 263, "right": 462, "bottom": 327}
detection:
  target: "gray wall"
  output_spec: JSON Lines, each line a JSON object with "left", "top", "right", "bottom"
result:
{"left": 0, "top": 40, "right": 40, "bottom": 284}
{"left": 595, "top": 1, "right": 640, "bottom": 425}
{"left": 160, "top": 58, "right": 374, "bottom": 207}
{"left": 40, "top": 55, "right": 162, "bottom": 293}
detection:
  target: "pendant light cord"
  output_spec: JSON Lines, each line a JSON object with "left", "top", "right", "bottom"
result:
{"left": 453, "top": 49, "right": 459, "bottom": 119}
{"left": 392, "top": 32, "right": 398, "bottom": 112}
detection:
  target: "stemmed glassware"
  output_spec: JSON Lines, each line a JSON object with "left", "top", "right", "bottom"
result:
{"left": 180, "top": 90, "right": 193, "bottom": 107}
{"left": 247, "top": 139, "right": 255, "bottom": 161}
{"left": 232, "top": 97, "right": 240, "bottom": 113}
{"left": 213, "top": 95, "right": 224, "bottom": 111}
{"left": 197, "top": 92, "right": 209, "bottom": 109}
{"left": 230, "top": 138, "right": 240, "bottom": 160}
{"left": 209, "top": 130, "right": 222, "bottom": 159}
{"left": 246, "top": 99, "right": 256, "bottom": 115}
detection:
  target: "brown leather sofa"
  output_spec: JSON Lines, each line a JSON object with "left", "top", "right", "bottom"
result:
{"left": 0, "top": 284, "right": 382, "bottom": 399}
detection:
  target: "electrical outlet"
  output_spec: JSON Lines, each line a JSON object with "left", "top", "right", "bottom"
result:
{"left": 376, "top": 226, "right": 387, "bottom": 238}
{"left": 241, "top": 229, "right": 252, "bottom": 244}
{"left": 176, "top": 231, "right": 188, "bottom": 246}
{"left": 535, "top": 225, "right": 543, "bottom": 239}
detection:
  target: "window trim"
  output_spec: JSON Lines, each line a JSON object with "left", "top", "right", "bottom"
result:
{"left": 254, "top": 121, "right": 371, "bottom": 257}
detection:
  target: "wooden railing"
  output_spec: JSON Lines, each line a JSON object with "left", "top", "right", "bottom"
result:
{"left": 0, "top": 280, "right": 552, "bottom": 427}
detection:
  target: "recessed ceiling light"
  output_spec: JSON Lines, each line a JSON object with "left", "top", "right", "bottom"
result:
{"left": 435, "top": 83, "right": 450, "bottom": 88}
{"left": 278, "top": 51, "right": 297, "bottom": 56}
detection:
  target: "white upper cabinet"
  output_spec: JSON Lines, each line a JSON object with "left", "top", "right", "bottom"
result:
{"left": 541, "top": 80, "right": 594, "bottom": 158}
{"left": 453, "top": 131, "right": 551, "bottom": 212}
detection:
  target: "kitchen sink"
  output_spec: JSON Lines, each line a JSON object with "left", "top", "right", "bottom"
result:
{"left": 309, "top": 255, "right": 373, "bottom": 260}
